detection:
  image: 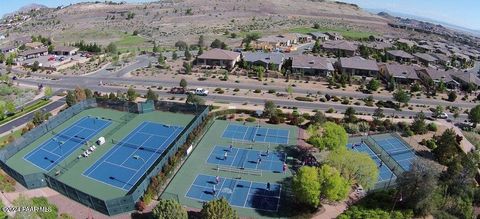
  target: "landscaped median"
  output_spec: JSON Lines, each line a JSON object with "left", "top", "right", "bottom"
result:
{"left": 0, "top": 99, "right": 51, "bottom": 127}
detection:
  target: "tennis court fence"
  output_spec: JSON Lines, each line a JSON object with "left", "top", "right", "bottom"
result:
{"left": 215, "top": 165, "right": 262, "bottom": 176}
{"left": 364, "top": 136, "right": 405, "bottom": 176}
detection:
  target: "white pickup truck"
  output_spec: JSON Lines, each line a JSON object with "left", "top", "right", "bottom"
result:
{"left": 188, "top": 88, "right": 209, "bottom": 96}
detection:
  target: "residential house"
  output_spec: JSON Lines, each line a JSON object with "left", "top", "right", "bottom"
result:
{"left": 196, "top": 49, "right": 240, "bottom": 69}
{"left": 291, "top": 55, "right": 334, "bottom": 77}
{"left": 364, "top": 42, "right": 393, "bottom": 51}
{"left": 416, "top": 68, "right": 459, "bottom": 89}
{"left": 324, "top": 32, "right": 344, "bottom": 41}
{"left": 413, "top": 53, "right": 438, "bottom": 67}
{"left": 380, "top": 63, "right": 420, "bottom": 84}
{"left": 255, "top": 35, "right": 292, "bottom": 51}
{"left": 396, "top": 39, "right": 416, "bottom": 47}
{"left": 338, "top": 56, "right": 379, "bottom": 77}
{"left": 52, "top": 46, "right": 79, "bottom": 56}
{"left": 309, "top": 32, "right": 329, "bottom": 41}
{"left": 242, "top": 52, "right": 284, "bottom": 71}
{"left": 416, "top": 44, "right": 433, "bottom": 53}
{"left": 0, "top": 45, "right": 16, "bottom": 54}
{"left": 430, "top": 53, "right": 451, "bottom": 67}
{"left": 286, "top": 33, "right": 312, "bottom": 44}
{"left": 18, "top": 48, "right": 48, "bottom": 60}
{"left": 450, "top": 71, "right": 480, "bottom": 88}
{"left": 322, "top": 40, "right": 358, "bottom": 57}
{"left": 387, "top": 50, "right": 414, "bottom": 63}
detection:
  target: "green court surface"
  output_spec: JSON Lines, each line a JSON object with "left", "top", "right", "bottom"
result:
{"left": 162, "top": 120, "right": 299, "bottom": 218}
{"left": 6, "top": 108, "right": 194, "bottom": 200}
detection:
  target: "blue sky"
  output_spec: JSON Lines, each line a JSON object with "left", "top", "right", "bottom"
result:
{"left": 341, "top": 0, "right": 480, "bottom": 30}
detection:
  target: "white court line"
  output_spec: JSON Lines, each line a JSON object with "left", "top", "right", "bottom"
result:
{"left": 242, "top": 181, "right": 253, "bottom": 208}
{"left": 119, "top": 135, "right": 152, "bottom": 166}
{"left": 104, "top": 161, "right": 138, "bottom": 172}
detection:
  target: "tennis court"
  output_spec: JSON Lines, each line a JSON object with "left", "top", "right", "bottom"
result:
{"left": 222, "top": 124, "right": 289, "bottom": 144}
{"left": 24, "top": 116, "right": 111, "bottom": 171}
{"left": 374, "top": 136, "right": 415, "bottom": 171}
{"left": 347, "top": 142, "right": 396, "bottom": 183}
{"left": 206, "top": 146, "right": 285, "bottom": 173}
{"left": 186, "top": 174, "right": 281, "bottom": 212}
{"left": 83, "top": 121, "right": 183, "bottom": 191}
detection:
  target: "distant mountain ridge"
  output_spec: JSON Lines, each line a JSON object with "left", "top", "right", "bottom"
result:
{"left": 3, "top": 3, "right": 48, "bottom": 17}
{"left": 367, "top": 8, "right": 480, "bottom": 37}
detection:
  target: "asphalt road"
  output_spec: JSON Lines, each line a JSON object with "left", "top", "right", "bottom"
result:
{"left": 0, "top": 98, "right": 66, "bottom": 134}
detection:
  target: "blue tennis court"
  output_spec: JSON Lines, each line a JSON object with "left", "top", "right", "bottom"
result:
{"left": 83, "top": 122, "right": 183, "bottom": 191}
{"left": 222, "top": 124, "right": 289, "bottom": 144}
{"left": 206, "top": 146, "right": 285, "bottom": 173}
{"left": 375, "top": 137, "right": 415, "bottom": 171}
{"left": 347, "top": 142, "right": 396, "bottom": 183}
{"left": 24, "top": 116, "right": 111, "bottom": 171}
{"left": 186, "top": 174, "right": 281, "bottom": 212}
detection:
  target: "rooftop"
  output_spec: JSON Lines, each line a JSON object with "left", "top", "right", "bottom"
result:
{"left": 292, "top": 55, "right": 334, "bottom": 71}
{"left": 387, "top": 50, "right": 414, "bottom": 59}
{"left": 197, "top": 48, "right": 240, "bottom": 60}
{"left": 384, "top": 63, "right": 419, "bottom": 80}
{"left": 339, "top": 56, "right": 379, "bottom": 71}
{"left": 322, "top": 40, "right": 358, "bottom": 51}
{"left": 242, "top": 52, "right": 284, "bottom": 65}
{"left": 413, "top": 53, "right": 438, "bottom": 62}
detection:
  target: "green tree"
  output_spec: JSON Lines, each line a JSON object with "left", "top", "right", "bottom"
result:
{"left": 263, "top": 100, "right": 277, "bottom": 118}
{"left": 84, "top": 88, "right": 93, "bottom": 99}
{"left": 74, "top": 87, "right": 86, "bottom": 102}
{"left": 175, "top": 41, "right": 188, "bottom": 51}
{"left": 13, "top": 195, "right": 37, "bottom": 219}
{"left": 286, "top": 85, "right": 294, "bottom": 97}
{"left": 396, "top": 159, "right": 441, "bottom": 216}
{"left": 242, "top": 32, "right": 261, "bottom": 45}
{"left": 146, "top": 88, "right": 158, "bottom": 101}
{"left": 183, "top": 61, "right": 192, "bottom": 74}
{"left": 184, "top": 48, "right": 192, "bottom": 61}
{"left": 410, "top": 112, "right": 427, "bottom": 135}
{"left": 318, "top": 164, "right": 350, "bottom": 202}
{"left": 200, "top": 198, "right": 238, "bottom": 219}
{"left": 65, "top": 90, "right": 76, "bottom": 107}
{"left": 311, "top": 111, "right": 326, "bottom": 124}
{"left": 308, "top": 122, "right": 348, "bottom": 151}
{"left": 126, "top": 87, "right": 138, "bottom": 101}
{"left": 31, "top": 61, "right": 40, "bottom": 71}
{"left": 327, "top": 149, "right": 378, "bottom": 189}
{"left": 312, "top": 40, "right": 321, "bottom": 53}
{"left": 366, "top": 79, "right": 380, "bottom": 91}
{"left": 179, "top": 78, "right": 188, "bottom": 88}
{"left": 210, "top": 39, "right": 226, "bottom": 49}
{"left": 468, "top": 105, "right": 480, "bottom": 127}
{"left": 433, "top": 105, "right": 444, "bottom": 118}
{"left": 152, "top": 41, "right": 159, "bottom": 53}
{"left": 373, "top": 107, "right": 384, "bottom": 119}
{"left": 197, "top": 46, "right": 203, "bottom": 56}
{"left": 448, "top": 91, "right": 457, "bottom": 102}
{"left": 44, "top": 86, "right": 53, "bottom": 97}
{"left": 198, "top": 35, "right": 205, "bottom": 47}
{"left": 186, "top": 93, "right": 205, "bottom": 105}
{"left": 343, "top": 107, "right": 357, "bottom": 123}
{"left": 48, "top": 45, "right": 54, "bottom": 54}
{"left": 172, "top": 51, "right": 178, "bottom": 60}
{"left": 105, "top": 42, "right": 117, "bottom": 54}
{"left": 5, "top": 101, "right": 15, "bottom": 115}
{"left": 152, "top": 199, "right": 187, "bottom": 219}
{"left": 292, "top": 166, "right": 321, "bottom": 208}
{"left": 0, "top": 105, "right": 5, "bottom": 120}
{"left": 433, "top": 129, "right": 460, "bottom": 165}
{"left": 393, "top": 88, "right": 410, "bottom": 106}
{"left": 0, "top": 53, "right": 5, "bottom": 63}
{"left": 158, "top": 52, "right": 165, "bottom": 65}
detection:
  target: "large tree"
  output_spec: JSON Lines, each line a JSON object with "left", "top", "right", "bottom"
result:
{"left": 433, "top": 129, "right": 460, "bottom": 165}
{"left": 263, "top": 100, "right": 277, "bottom": 118}
{"left": 318, "top": 164, "right": 350, "bottom": 202}
{"left": 146, "top": 88, "right": 158, "bottom": 101}
{"left": 152, "top": 199, "right": 187, "bottom": 219}
{"left": 393, "top": 88, "right": 410, "bottom": 106}
{"left": 5, "top": 101, "right": 15, "bottom": 115}
{"left": 44, "top": 86, "right": 53, "bottom": 97}
{"left": 292, "top": 166, "right": 321, "bottom": 208}
{"left": 468, "top": 105, "right": 480, "bottom": 127}
{"left": 308, "top": 122, "right": 348, "bottom": 151}
{"left": 200, "top": 198, "right": 238, "bottom": 219}
{"left": 126, "top": 86, "right": 138, "bottom": 101}
{"left": 179, "top": 78, "right": 188, "bottom": 88}
{"left": 327, "top": 149, "right": 378, "bottom": 190}
{"left": 311, "top": 111, "right": 326, "bottom": 124}
{"left": 396, "top": 159, "right": 442, "bottom": 216}
{"left": 410, "top": 112, "right": 427, "bottom": 135}
{"left": 366, "top": 79, "right": 380, "bottom": 91}
{"left": 186, "top": 93, "right": 205, "bottom": 105}
{"left": 65, "top": 90, "right": 76, "bottom": 107}
{"left": 74, "top": 86, "right": 86, "bottom": 102}
{"left": 343, "top": 107, "right": 357, "bottom": 123}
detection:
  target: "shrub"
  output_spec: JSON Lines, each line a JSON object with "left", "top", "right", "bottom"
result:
{"left": 253, "top": 89, "right": 261, "bottom": 93}
{"left": 268, "top": 89, "right": 276, "bottom": 94}
{"left": 245, "top": 117, "right": 256, "bottom": 122}
{"left": 326, "top": 108, "right": 335, "bottom": 113}
{"left": 236, "top": 118, "right": 244, "bottom": 122}
{"left": 427, "top": 123, "right": 437, "bottom": 132}
{"left": 233, "top": 88, "right": 240, "bottom": 92}
{"left": 295, "top": 96, "right": 314, "bottom": 102}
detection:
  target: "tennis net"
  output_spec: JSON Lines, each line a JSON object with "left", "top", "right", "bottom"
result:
{"left": 111, "top": 139, "right": 160, "bottom": 153}
{"left": 389, "top": 149, "right": 415, "bottom": 156}
{"left": 364, "top": 136, "right": 405, "bottom": 175}
{"left": 52, "top": 131, "right": 87, "bottom": 145}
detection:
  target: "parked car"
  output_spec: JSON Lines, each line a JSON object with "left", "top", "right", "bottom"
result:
{"left": 169, "top": 87, "right": 186, "bottom": 94}
{"left": 187, "top": 88, "right": 209, "bottom": 96}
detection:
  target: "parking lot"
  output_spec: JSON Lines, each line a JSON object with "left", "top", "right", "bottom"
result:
{"left": 20, "top": 54, "right": 87, "bottom": 70}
